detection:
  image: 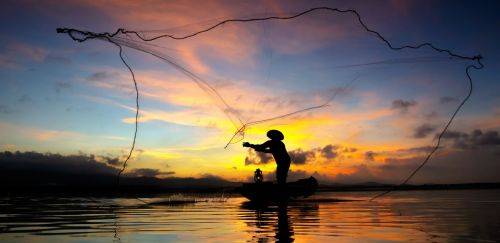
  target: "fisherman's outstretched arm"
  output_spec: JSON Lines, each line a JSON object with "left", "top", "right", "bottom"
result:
{"left": 243, "top": 141, "right": 271, "bottom": 153}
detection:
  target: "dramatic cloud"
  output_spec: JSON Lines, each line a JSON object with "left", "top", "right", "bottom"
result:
{"left": 289, "top": 148, "right": 315, "bottom": 165}
{"left": 328, "top": 147, "right": 500, "bottom": 185}
{"left": 258, "top": 152, "right": 273, "bottom": 164}
{"left": 396, "top": 146, "right": 434, "bottom": 154}
{"left": 342, "top": 147, "right": 358, "bottom": 153}
{"left": 472, "top": 130, "right": 500, "bottom": 146}
{"left": 244, "top": 149, "right": 273, "bottom": 165}
{"left": 0, "top": 151, "right": 118, "bottom": 175}
{"left": 391, "top": 99, "right": 417, "bottom": 113}
{"left": 325, "top": 129, "right": 500, "bottom": 184}
{"left": 321, "top": 144, "right": 338, "bottom": 160}
{"left": 441, "top": 130, "right": 467, "bottom": 139}
{"left": 413, "top": 123, "right": 437, "bottom": 138}
{"left": 0, "top": 151, "right": 175, "bottom": 179}
{"left": 365, "top": 151, "right": 377, "bottom": 161}
{"left": 99, "top": 155, "right": 121, "bottom": 166}
{"left": 378, "top": 147, "right": 500, "bottom": 184}
{"left": 245, "top": 144, "right": 355, "bottom": 166}
{"left": 361, "top": 145, "right": 434, "bottom": 163}
{"left": 440, "top": 129, "right": 500, "bottom": 149}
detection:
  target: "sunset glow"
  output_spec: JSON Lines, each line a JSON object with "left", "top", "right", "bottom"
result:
{"left": 1, "top": 0, "right": 498, "bottom": 185}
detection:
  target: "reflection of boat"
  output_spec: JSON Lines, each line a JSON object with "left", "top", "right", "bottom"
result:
{"left": 238, "top": 177, "right": 318, "bottom": 202}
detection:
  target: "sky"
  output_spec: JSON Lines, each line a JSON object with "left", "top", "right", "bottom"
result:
{"left": 0, "top": 0, "right": 499, "bottom": 184}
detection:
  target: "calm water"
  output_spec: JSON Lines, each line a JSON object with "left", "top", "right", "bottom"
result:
{"left": 1, "top": 190, "right": 499, "bottom": 242}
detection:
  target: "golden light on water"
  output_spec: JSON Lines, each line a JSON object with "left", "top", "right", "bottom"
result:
{"left": 2, "top": 191, "right": 499, "bottom": 242}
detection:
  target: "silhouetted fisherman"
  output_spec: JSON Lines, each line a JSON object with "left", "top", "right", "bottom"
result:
{"left": 243, "top": 130, "right": 291, "bottom": 185}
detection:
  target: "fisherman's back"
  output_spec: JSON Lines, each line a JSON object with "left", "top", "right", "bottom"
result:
{"left": 267, "top": 140, "right": 290, "bottom": 165}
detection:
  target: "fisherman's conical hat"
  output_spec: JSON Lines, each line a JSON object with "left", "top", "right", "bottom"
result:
{"left": 267, "top": 130, "right": 284, "bottom": 140}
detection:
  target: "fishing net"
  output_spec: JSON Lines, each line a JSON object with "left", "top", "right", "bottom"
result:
{"left": 57, "top": 7, "right": 483, "bottom": 199}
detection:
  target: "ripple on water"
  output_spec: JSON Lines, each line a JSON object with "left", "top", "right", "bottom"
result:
{"left": 0, "top": 190, "right": 499, "bottom": 242}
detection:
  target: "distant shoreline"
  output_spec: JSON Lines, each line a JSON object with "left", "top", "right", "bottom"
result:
{"left": 2, "top": 182, "right": 499, "bottom": 196}
{"left": 317, "top": 182, "right": 500, "bottom": 192}
{"left": 3, "top": 151, "right": 499, "bottom": 196}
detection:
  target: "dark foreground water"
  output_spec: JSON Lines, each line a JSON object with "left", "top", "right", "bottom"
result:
{"left": 1, "top": 190, "right": 499, "bottom": 242}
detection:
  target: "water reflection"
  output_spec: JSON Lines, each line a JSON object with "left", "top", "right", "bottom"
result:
{"left": 0, "top": 196, "right": 118, "bottom": 235}
{"left": 276, "top": 204, "right": 293, "bottom": 242}
{"left": 241, "top": 202, "right": 292, "bottom": 242}
{"left": 240, "top": 200, "right": 322, "bottom": 242}
{"left": 112, "top": 208, "right": 121, "bottom": 243}
{"left": 0, "top": 191, "right": 499, "bottom": 242}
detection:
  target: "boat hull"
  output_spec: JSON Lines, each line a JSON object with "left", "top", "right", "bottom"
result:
{"left": 238, "top": 177, "right": 318, "bottom": 202}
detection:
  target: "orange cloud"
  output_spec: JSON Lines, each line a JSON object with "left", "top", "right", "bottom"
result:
{"left": 33, "top": 130, "right": 80, "bottom": 141}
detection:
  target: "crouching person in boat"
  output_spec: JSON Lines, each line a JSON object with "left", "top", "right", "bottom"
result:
{"left": 243, "top": 130, "right": 291, "bottom": 185}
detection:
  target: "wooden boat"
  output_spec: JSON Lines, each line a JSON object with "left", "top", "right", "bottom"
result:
{"left": 238, "top": 176, "right": 318, "bottom": 202}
